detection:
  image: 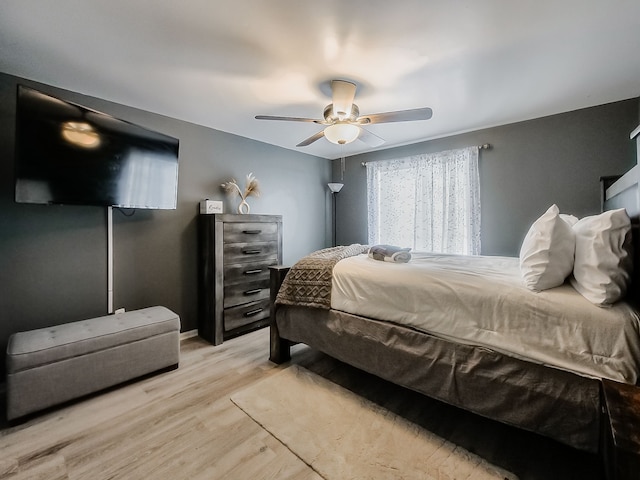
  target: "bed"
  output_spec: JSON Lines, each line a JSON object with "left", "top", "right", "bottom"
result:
{"left": 269, "top": 175, "right": 640, "bottom": 454}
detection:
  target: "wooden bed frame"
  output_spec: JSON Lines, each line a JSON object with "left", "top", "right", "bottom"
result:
{"left": 269, "top": 172, "right": 640, "bottom": 455}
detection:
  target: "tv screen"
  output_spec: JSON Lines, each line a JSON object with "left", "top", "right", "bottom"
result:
{"left": 14, "top": 85, "right": 179, "bottom": 209}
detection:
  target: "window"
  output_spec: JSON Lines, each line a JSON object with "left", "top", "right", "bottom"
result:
{"left": 366, "top": 146, "right": 481, "bottom": 255}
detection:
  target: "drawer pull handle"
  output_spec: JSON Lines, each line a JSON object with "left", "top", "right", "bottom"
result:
{"left": 243, "top": 249, "right": 261, "bottom": 255}
{"left": 244, "top": 269, "right": 263, "bottom": 275}
{"left": 244, "top": 308, "right": 263, "bottom": 317}
{"left": 243, "top": 288, "right": 262, "bottom": 295}
{"left": 243, "top": 230, "right": 262, "bottom": 234}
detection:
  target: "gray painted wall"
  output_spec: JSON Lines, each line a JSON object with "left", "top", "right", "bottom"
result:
{"left": 334, "top": 98, "right": 639, "bottom": 256}
{"left": 0, "top": 73, "right": 331, "bottom": 375}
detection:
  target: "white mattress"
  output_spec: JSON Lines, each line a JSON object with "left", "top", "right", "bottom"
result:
{"left": 331, "top": 253, "right": 640, "bottom": 383}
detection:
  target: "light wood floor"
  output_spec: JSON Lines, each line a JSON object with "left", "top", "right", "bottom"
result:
{"left": 0, "top": 328, "right": 601, "bottom": 479}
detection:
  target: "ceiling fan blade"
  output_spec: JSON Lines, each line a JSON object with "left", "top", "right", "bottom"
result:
{"left": 357, "top": 127, "right": 385, "bottom": 147}
{"left": 255, "top": 115, "right": 321, "bottom": 123}
{"left": 331, "top": 80, "right": 357, "bottom": 119}
{"left": 357, "top": 107, "right": 433, "bottom": 125}
{"left": 296, "top": 130, "right": 325, "bottom": 147}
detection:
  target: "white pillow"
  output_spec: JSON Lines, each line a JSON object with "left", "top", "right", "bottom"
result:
{"left": 560, "top": 214, "right": 579, "bottom": 227}
{"left": 520, "top": 204, "right": 576, "bottom": 291}
{"left": 570, "top": 208, "right": 633, "bottom": 306}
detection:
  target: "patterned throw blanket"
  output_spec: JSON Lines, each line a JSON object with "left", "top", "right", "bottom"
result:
{"left": 276, "top": 244, "right": 369, "bottom": 309}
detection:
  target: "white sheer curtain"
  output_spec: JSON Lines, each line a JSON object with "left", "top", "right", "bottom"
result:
{"left": 367, "top": 146, "right": 481, "bottom": 255}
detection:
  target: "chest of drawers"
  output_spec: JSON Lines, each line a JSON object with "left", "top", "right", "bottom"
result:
{"left": 198, "top": 214, "right": 282, "bottom": 345}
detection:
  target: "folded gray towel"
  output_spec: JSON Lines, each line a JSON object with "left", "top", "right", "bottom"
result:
{"left": 368, "top": 244, "right": 412, "bottom": 263}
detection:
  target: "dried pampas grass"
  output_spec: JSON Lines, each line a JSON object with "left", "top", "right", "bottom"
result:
{"left": 221, "top": 173, "right": 260, "bottom": 214}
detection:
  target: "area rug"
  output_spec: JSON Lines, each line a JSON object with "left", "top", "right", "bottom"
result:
{"left": 230, "top": 365, "right": 517, "bottom": 480}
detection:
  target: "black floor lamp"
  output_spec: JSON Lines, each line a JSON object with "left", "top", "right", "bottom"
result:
{"left": 328, "top": 183, "right": 343, "bottom": 246}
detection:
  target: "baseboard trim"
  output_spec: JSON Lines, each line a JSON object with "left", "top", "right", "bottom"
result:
{"left": 180, "top": 329, "right": 198, "bottom": 340}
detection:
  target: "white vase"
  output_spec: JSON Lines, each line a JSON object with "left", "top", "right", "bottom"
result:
{"left": 238, "top": 199, "right": 250, "bottom": 214}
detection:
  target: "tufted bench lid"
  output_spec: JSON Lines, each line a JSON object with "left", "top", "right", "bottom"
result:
{"left": 7, "top": 306, "right": 180, "bottom": 373}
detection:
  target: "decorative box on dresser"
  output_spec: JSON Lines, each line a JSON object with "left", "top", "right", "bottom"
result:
{"left": 198, "top": 214, "right": 282, "bottom": 345}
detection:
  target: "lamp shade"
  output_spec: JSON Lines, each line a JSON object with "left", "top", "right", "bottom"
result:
{"left": 328, "top": 182, "right": 344, "bottom": 193}
{"left": 324, "top": 123, "right": 360, "bottom": 145}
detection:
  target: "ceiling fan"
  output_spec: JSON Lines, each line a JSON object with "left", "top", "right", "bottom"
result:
{"left": 255, "top": 80, "right": 433, "bottom": 148}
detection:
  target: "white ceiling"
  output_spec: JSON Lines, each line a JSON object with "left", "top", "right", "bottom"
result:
{"left": 1, "top": 1, "right": 639, "bottom": 160}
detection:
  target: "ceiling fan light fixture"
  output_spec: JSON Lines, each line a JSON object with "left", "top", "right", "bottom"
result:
{"left": 254, "top": 79, "right": 432, "bottom": 148}
{"left": 324, "top": 123, "right": 360, "bottom": 145}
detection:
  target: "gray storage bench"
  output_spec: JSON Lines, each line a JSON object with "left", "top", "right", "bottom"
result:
{"left": 6, "top": 306, "right": 180, "bottom": 420}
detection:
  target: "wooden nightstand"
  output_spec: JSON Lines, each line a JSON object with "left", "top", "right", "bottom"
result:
{"left": 601, "top": 379, "right": 640, "bottom": 479}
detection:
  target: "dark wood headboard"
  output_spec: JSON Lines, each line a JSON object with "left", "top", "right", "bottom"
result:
{"left": 603, "top": 166, "right": 640, "bottom": 307}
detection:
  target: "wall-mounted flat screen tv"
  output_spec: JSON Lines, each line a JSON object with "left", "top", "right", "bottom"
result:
{"left": 14, "top": 85, "right": 180, "bottom": 209}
